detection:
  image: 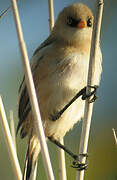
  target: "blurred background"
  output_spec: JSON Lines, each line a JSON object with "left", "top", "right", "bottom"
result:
{"left": 0, "top": 0, "right": 117, "bottom": 179}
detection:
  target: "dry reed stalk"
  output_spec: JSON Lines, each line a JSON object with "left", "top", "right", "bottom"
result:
{"left": 0, "top": 96, "right": 22, "bottom": 180}
{"left": 9, "top": 110, "right": 17, "bottom": 151}
{"left": 112, "top": 128, "right": 117, "bottom": 146}
{"left": 76, "top": 1, "right": 104, "bottom": 180}
{"left": 58, "top": 138, "right": 67, "bottom": 180}
{"left": 10, "top": 0, "right": 55, "bottom": 179}
{"left": 48, "top": 0, "right": 54, "bottom": 31}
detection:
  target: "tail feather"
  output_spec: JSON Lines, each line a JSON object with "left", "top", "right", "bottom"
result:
{"left": 23, "top": 136, "right": 41, "bottom": 180}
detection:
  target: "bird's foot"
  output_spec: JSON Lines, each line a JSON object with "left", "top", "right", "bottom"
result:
{"left": 82, "top": 85, "right": 98, "bottom": 103}
{"left": 71, "top": 154, "right": 88, "bottom": 171}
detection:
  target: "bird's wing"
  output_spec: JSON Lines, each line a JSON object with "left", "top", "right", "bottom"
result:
{"left": 33, "top": 34, "right": 55, "bottom": 55}
{"left": 17, "top": 35, "right": 55, "bottom": 136}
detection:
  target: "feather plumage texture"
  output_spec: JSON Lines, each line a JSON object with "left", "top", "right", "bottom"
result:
{"left": 17, "top": 3, "right": 102, "bottom": 179}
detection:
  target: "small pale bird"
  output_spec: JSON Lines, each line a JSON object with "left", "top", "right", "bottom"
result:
{"left": 17, "top": 2, "right": 102, "bottom": 179}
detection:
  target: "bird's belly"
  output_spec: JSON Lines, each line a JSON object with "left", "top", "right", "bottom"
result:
{"left": 40, "top": 71, "right": 86, "bottom": 139}
{"left": 44, "top": 97, "right": 85, "bottom": 139}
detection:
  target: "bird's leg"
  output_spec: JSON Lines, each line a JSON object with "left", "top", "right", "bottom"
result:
{"left": 48, "top": 137, "right": 88, "bottom": 171}
{"left": 50, "top": 85, "right": 98, "bottom": 121}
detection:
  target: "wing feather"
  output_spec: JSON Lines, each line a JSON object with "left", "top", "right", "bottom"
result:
{"left": 17, "top": 35, "right": 55, "bottom": 136}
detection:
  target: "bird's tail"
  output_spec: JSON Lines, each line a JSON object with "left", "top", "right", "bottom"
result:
{"left": 23, "top": 135, "right": 41, "bottom": 180}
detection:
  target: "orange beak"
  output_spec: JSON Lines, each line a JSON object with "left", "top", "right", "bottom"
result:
{"left": 77, "top": 20, "right": 87, "bottom": 29}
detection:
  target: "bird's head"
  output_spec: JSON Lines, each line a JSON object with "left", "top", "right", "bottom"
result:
{"left": 52, "top": 3, "right": 94, "bottom": 46}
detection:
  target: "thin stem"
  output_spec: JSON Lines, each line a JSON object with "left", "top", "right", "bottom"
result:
{"left": 10, "top": 0, "right": 55, "bottom": 179}
{"left": 76, "top": 1, "right": 104, "bottom": 180}
{"left": 9, "top": 110, "right": 17, "bottom": 151}
{"left": 0, "top": 96, "right": 22, "bottom": 180}
{"left": 112, "top": 128, "right": 117, "bottom": 146}
{"left": 58, "top": 138, "right": 67, "bottom": 180}
{"left": 48, "top": 0, "right": 54, "bottom": 32}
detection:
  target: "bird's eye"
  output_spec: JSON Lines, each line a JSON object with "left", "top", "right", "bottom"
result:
{"left": 87, "top": 18, "right": 92, "bottom": 27}
{"left": 67, "top": 17, "right": 73, "bottom": 25}
{"left": 67, "top": 17, "right": 78, "bottom": 28}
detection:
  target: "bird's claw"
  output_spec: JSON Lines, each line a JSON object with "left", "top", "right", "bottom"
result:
{"left": 72, "top": 161, "right": 88, "bottom": 171}
{"left": 82, "top": 85, "right": 98, "bottom": 103}
{"left": 71, "top": 153, "right": 88, "bottom": 171}
{"left": 89, "top": 93, "right": 98, "bottom": 103}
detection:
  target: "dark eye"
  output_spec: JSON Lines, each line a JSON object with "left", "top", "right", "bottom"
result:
{"left": 87, "top": 18, "right": 92, "bottom": 27}
{"left": 67, "top": 17, "right": 79, "bottom": 28}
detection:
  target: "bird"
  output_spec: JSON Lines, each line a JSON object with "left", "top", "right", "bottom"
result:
{"left": 17, "top": 2, "right": 102, "bottom": 179}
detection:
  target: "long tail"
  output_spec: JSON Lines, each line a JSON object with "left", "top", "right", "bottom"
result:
{"left": 23, "top": 135, "right": 41, "bottom": 180}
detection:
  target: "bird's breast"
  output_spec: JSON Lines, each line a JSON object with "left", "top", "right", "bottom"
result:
{"left": 55, "top": 52, "right": 90, "bottom": 91}
{"left": 40, "top": 52, "right": 90, "bottom": 114}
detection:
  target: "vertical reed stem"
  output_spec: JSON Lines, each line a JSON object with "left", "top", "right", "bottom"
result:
{"left": 0, "top": 96, "right": 22, "bottom": 180}
{"left": 112, "top": 128, "right": 117, "bottom": 146}
{"left": 10, "top": 0, "right": 55, "bottom": 179}
{"left": 10, "top": 110, "right": 17, "bottom": 151}
{"left": 76, "top": 1, "right": 104, "bottom": 180}
{"left": 58, "top": 138, "right": 67, "bottom": 180}
{"left": 48, "top": 0, "right": 54, "bottom": 31}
